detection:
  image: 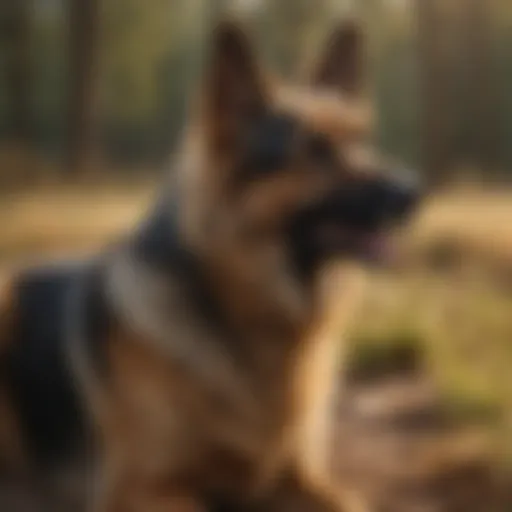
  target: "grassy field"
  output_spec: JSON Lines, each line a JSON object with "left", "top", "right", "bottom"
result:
{"left": 1, "top": 184, "right": 511, "bottom": 470}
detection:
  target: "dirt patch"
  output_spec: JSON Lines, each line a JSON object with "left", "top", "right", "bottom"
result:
{"left": 333, "top": 373, "right": 509, "bottom": 512}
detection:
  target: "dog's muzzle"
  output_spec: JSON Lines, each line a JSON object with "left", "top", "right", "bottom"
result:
{"left": 312, "top": 171, "right": 421, "bottom": 231}
{"left": 288, "top": 170, "right": 422, "bottom": 272}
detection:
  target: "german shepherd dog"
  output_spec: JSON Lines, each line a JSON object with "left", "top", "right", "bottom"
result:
{"left": 0, "top": 21, "right": 420, "bottom": 512}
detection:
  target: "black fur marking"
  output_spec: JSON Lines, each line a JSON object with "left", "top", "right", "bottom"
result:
{"left": 75, "top": 259, "right": 112, "bottom": 379}
{"left": 238, "top": 112, "right": 298, "bottom": 179}
{"left": 304, "top": 132, "right": 339, "bottom": 171}
{"left": 132, "top": 197, "right": 234, "bottom": 341}
{"left": 2, "top": 260, "right": 110, "bottom": 468}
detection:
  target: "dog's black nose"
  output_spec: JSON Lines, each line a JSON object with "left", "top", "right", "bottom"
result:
{"left": 310, "top": 170, "right": 423, "bottom": 232}
{"left": 349, "top": 170, "right": 422, "bottom": 229}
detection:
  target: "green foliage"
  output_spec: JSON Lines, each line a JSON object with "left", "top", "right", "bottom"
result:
{"left": 375, "top": 32, "right": 420, "bottom": 168}
{"left": 99, "top": 0, "right": 204, "bottom": 164}
{"left": 347, "top": 330, "right": 424, "bottom": 381}
{"left": 31, "top": 5, "right": 68, "bottom": 153}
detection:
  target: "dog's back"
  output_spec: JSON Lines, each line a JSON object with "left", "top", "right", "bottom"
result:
{"left": 2, "top": 264, "right": 87, "bottom": 468}
{"left": 0, "top": 258, "right": 111, "bottom": 483}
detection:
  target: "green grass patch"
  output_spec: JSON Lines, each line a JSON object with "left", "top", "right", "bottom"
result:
{"left": 347, "top": 330, "right": 425, "bottom": 381}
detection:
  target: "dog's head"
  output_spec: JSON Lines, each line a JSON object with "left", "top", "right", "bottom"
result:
{"left": 180, "top": 21, "right": 420, "bottom": 291}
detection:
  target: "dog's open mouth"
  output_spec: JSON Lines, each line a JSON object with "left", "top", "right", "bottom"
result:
{"left": 288, "top": 216, "right": 404, "bottom": 277}
{"left": 314, "top": 223, "right": 399, "bottom": 265}
{"left": 288, "top": 176, "right": 420, "bottom": 275}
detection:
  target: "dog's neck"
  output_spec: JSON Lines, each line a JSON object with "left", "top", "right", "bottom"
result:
{"left": 105, "top": 190, "right": 365, "bottom": 420}
{"left": 109, "top": 189, "right": 308, "bottom": 354}
{"left": 129, "top": 191, "right": 231, "bottom": 336}
{"left": 105, "top": 194, "right": 306, "bottom": 414}
{"left": 131, "top": 193, "right": 194, "bottom": 280}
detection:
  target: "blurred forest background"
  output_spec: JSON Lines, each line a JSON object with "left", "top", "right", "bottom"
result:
{"left": 0, "top": 0, "right": 511, "bottom": 183}
{"left": 1, "top": 1, "right": 512, "bottom": 510}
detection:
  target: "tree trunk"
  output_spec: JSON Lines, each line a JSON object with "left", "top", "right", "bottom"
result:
{"left": 417, "top": 0, "right": 453, "bottom": 187}
{"left": 261, "top": 0, "right": 332, "bottom": 79}
{"left": 67, "top": 0, "right": 100, "bottom": 175}
{"left": 464, "top": 0, "right": 500, "bottom": 175}
{"left": 4, "top": 0, "right": 31, "bottom": 143}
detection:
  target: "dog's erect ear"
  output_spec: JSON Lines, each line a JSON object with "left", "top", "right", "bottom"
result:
{"left": 313, "top": 21, "right": 363, "bottom": 94}
{"left": 204, "top": 21, "right": 265, "bottom": 150}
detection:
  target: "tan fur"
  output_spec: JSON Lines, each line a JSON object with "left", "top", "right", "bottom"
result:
{"left": 274, "top": 85, "right": 373, "bottom": 143}
{"left": 296, "top": 263, "right": 367, "bottom": 475}
{"left": 89, "top": 258, "right": 368, "bottom": 511}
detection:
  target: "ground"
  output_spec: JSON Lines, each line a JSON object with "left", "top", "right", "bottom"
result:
{"left": 335, "top": 370, "right": 509, "bottom": 511}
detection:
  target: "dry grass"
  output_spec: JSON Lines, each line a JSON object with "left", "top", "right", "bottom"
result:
{"left": 0, "top": 184, "right": 154, "bottom": 264}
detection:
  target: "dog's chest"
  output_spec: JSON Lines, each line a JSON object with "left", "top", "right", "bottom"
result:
{"left": 105, "top": 328, "right": 316, "bottom": 491}
{"left": 104, "top": 256, "right": 366, "bottom": 491}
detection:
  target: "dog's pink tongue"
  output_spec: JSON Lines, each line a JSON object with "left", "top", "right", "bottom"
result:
{"left": 316, "top": 224, "right": 401, "bottom": 265}
{"left": 364, "top": 233, "right": 399, "bottom": 264}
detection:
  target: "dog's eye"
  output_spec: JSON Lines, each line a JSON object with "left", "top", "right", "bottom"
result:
{"left": 306, "top": 135, "right": 337, "bottom": 169}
